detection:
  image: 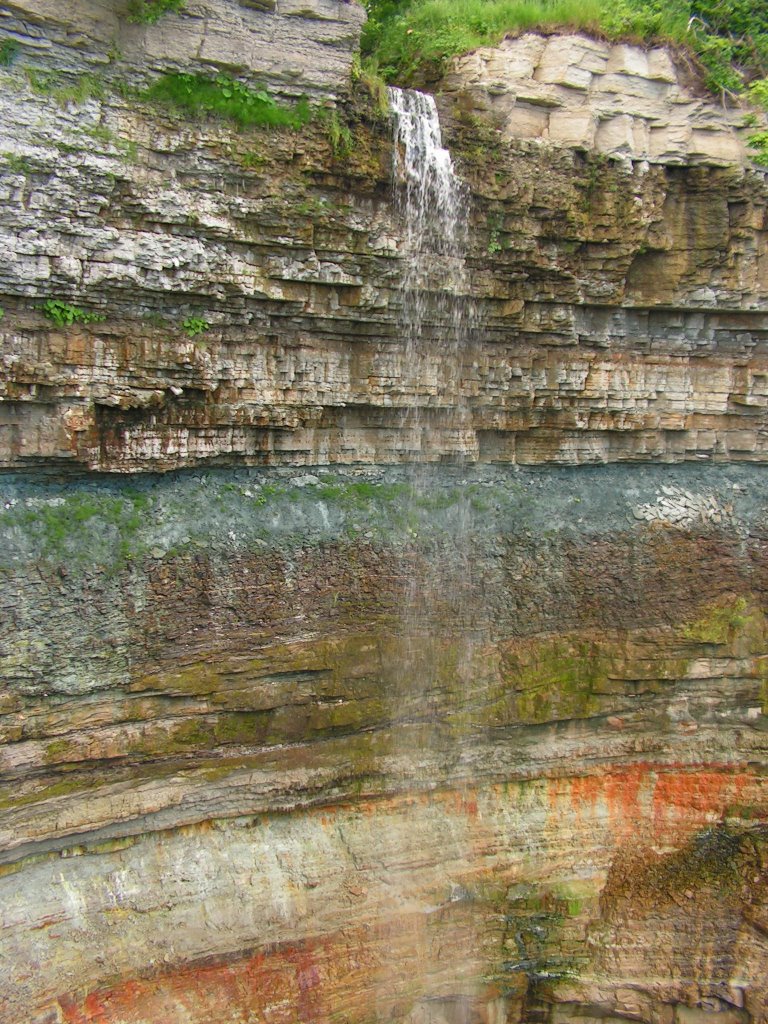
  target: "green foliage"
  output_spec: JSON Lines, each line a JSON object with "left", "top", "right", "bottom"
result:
{"left": 182, "top": 315, "right": 210, "bottom": 337}
{"left": 747, "top": 78, "right": 768, "bottom": 165}
{"left": 362, "top": 0, "right": 768, "bottom": 88}
{"left": 238, "top": 149, "right": 267, "bottom": 169}
{"left": 81, "top": 123, "right": 139, "bottom": 161}
{"left": 747, "top": 130, "right": 768, "bottom": 165}
{"left": 145, "top": 72, "right": 311, "bottom": 129}
{"left": 42, "top": 299, "right": 106, "bottom": 328}
{"left": 749, "top": 76, "right": 768, "bottom": 107}
{"left": 5, "top": 491, "right": 151, "bottom": 569}
{"left": 487, "top": 210, "right": 505, "bottom": 254}
{"left": 352, "top": 52, "right": 392, "bottom": 116}
{"left": 0, "top": 306, "right": 4, "bottom": 321}
{"left": 126, "top": 0, "right": 186, "bottom": 23}
{"left": 2, "top": 152, "right": 33, "bottom": 175}
{"left": 26, "top": 70, "right": 106, "bottom": 106}
{"left": 321, "top": 108, "right": 355, "bottom": 157}
{"left": 363, "top": 0, "right": 603, "bottom": 82}
{"left": 0, "top": 38, "right": 20, "bottom": 67}
{"left": 318, "top": 479, "right": 398, "bottom": 501}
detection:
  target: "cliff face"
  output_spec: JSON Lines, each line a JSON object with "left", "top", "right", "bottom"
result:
{"left": 1, "top": 14, "right": 767, "bottom": 470}
{"left": 1, "top": 6, "right": 768, "bottom": 1024}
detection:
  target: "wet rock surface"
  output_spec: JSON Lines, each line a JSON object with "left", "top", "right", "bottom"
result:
{"left": 2, "top": 463, "right": 768, "bottom": 1021}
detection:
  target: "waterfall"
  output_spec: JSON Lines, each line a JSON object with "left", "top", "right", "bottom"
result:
{"left": 388, "top": 86, "right": 468, "bottom": 265}
{"left": 388, "top": 86, "right": 474, "bottom": 420}
{"left": 382, "top": 88, "right": 482, "bottom": 1023}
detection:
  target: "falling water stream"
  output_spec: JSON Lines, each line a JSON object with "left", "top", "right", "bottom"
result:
{"left": 388, "top": 84, "right": 479, "bottom": 772}
{"left": 382, "top": 88, "right": 485, "bottom": 1023}
{"left": 388, "top": 87, "right": 475, "bottom": 443}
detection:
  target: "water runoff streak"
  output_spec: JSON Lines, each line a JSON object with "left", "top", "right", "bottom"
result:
{"left": 378, "top": 88, "right": 486, "bottom": 1023}
{"left": 387, "top": 85, "right": 479, "bottom": 765}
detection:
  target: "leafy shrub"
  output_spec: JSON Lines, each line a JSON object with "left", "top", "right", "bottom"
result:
{"left": 145, "top": 73, "right": 311, "bottom": 129}
{"left": 42, "top": 299, "right": 106, "bottom": 327}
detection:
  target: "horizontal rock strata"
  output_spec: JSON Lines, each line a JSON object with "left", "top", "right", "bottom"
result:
{"left": 0, "top": 0, "right": 364, "bottom": 99}
{"left": 443, "top": 33, "right": 762, "bottom": 165}
{"left": 0, "top": 38, "right": 766, "bottom": 470}
{"left": 1, "top": 464, "right": 767, "bottom": 1021}
{"left": 2, "top": 10, "right": 768, "bottom": 1024}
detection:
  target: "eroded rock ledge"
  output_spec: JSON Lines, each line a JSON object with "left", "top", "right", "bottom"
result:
{"left": 443, "top": 33, "right": 757, "bottom": 165}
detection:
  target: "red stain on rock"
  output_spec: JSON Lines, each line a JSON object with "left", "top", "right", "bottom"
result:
{"left": 651, "top": 767, "right": 751, "bottom": 822}
{"left": 294, "top": 946, "right": 324, "bottom": 1023}
{"left": 551, "top": 764, "right": 761, "bottom": 842}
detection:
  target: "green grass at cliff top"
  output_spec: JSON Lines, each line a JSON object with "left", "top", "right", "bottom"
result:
{"left": 362, "top": 0, "right": 768, "bottom": 91}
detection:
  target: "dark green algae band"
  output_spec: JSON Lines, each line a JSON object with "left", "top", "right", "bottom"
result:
{"left": 1, "top": 462, "right": 768, "bottom": 573}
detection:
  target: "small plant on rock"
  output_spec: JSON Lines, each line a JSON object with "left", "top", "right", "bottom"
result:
{"left": 747, "top": 78, "right": 768, "bottom": 166}
{"left": 748, "top": 131, "right": 768, "bottom": 166}
{"left": 127, "top": 0, "right": 186, "bottom": 24}
{"left": 0, "top": 39, "right": 20, "bottom": 67}
{"left": 322, "top": 109, "right": 355, "bottom": 158}
{"left": 145, "top": 72, "right": 311, "bottom": 129}
{"left": 182, "top": 316, "right": 210, "bottom": 338}
{"left": 42, "top": 299, "right": 106, "bottom": 327}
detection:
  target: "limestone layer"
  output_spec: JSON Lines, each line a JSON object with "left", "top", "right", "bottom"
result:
{"left": 0, "top": 30, "right": 767, "bottom": 470}
{"left": 443, "top": 33, "right": 762, "bottom": 165}
{"left": 2, "top": 8, "right": 768, "bottom": 1024}
{"left": 0, "top": 0, "right": 364, "bottom": 99}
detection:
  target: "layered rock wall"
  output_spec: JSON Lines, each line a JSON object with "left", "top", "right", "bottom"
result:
{"left": 1, "top": 0, "right": 364, "bottom": 98}
{"left": 0, "top": 24, "right": 767, "bottom": 470}
{"left": 443, "top": 33, "right": 759, "bottom": 165}
{"left": 1, "top": 7, "right": 768, "bottom": 1024}
{"left": 2, "top": 464, "right": 768, "bottom": 1022}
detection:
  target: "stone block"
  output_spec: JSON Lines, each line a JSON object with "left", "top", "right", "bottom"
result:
{"left": 690, "top": 129, "right": 744, "bottom": 164}
{"left": 541, "top": 33, "right": 609, "bottom": 73}
{"left": 606, "top": 44, "right": 650, "bottom": 78}
{"left": 514, "top": 83, "right": 565, "bottom": 108}
{"left": 502, "top": 103, "right": 549, "bottom": 139}
{"left": 649, "top": 124, "right": 692, "bottom": 161}
{"left": 647, "top": 47, "right": 677, "bottom": 82}
{"left": 534, "top": 37, "right": 605, "bottom": 89}
{"left": 491, "top": 34, "right": 547, "bottom": 79}
{"left": 548, "top": 110, "right": 596, "bottom": 148}
{"left": 632, "top": 118, "right": 651, "bottom": 154}
{"left": 594, "top": 72, "right": 670, "bottom": 101}
{"left": 536, "top": 61, "right": 592, "bottom": 91}
{"left": 596, "top": 115, "right": 637, "bottom": 155}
